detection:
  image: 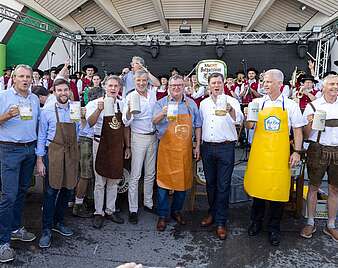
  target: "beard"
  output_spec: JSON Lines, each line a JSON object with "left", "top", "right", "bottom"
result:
{"left": 56, "top": 96, "right": 69, "bottom": 104}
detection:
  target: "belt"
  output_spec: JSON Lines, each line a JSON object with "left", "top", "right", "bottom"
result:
{"left": 0, "top": 140, "right": 36, "bottom": 147}
{"left": 203, "top": 141, "right": 235, "bottom": 145}
{"left": 94, "top": 135, "right": 101, "bottom": 138}
{"left": 79, "top": 136, "right": 93, "bottom": 142}
{"left": 137, "top": 131, "right": 156, "bottom": 136}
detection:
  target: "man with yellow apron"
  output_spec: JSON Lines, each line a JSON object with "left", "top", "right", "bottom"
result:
{"left": 152, "top": 74, "right": 201, "bottom": 231}
{"left": 36, "top": 78, "right": 80, "bottom": 248}
{"left": 244, "top": 69, "right": 304, "bottom": 246}
{"left": 86, "top": 75, "right": 131, "bottom": 229}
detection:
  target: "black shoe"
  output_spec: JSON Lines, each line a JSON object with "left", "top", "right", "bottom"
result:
{"left": 144, "top": 206, "right": 157, "bottom": 215}
{"left": 248, "top": 222, "right": 262, "bottom": 236}
{"left": 129, "top": 212, "right": 138, "bottom": 224}
{"left": 72, "top": 204, "right": 92, "bottom": 218}
{"left": 269, "top": 231, "right": 281, "bottom": 246}
{"left": 93, "top": 215, "right": 104, "bottom": 229}
{"left": 106, "top": 212, "right": 124, "bottom": 224}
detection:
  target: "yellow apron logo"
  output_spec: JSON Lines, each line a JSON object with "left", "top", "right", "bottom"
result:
{"left": 264, "top": 116, "right": 281, "bottom": 131}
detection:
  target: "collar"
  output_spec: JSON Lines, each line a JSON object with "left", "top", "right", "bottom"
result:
{"left": 11, "top": 87, "right": 32, "bottom": 97}
{"left": 248, "top": 79, "right": 256, "bottom": 84}
{"left": 55, "top": 101, "right": 70, "bottom": 109}
{"left": 318, "top": 96, "right": 338, "bottom": 105}
{"left": 264, "top": 93, "right": 283, "bottom": 102}
{"left": 168, "top": 94, "right": 185, "bottom": 103}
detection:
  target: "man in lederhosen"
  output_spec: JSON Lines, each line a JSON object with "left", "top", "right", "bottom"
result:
{"left": 152, "top": 74, "right": 201, "bottom": 231}
{"left": 300, "top": 74, "right": 338, "bottom": 241}
{"left": 87, "top": 75, "right": 131, "bottom": 228}
{"left": 244, "top": 69, "right": 304, "bottom": 246}
{"left": 36, "top": 78, "right": 80, "bottom": 248}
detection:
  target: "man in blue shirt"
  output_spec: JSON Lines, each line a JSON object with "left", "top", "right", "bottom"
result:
{"left": 36, "top": 78, "right": 80, "bottom": 248}
{"left": 152, "top": 75, "right": 202, "bottom": 231}
{"left": 0, "top": 65, "right": 40, "bottom": 263}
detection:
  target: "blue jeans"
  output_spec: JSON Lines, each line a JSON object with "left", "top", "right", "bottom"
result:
{"left": 42, "top": 153, "right": 71, "bottom": 231}
{"left": 157, "top": 186, "right": 186, "bottom": 218}
{"left": 0, "top": 143, "right": 36, "bottom": 245}
{"left": 200, "top": 142, "right": 235, "bottom": 226}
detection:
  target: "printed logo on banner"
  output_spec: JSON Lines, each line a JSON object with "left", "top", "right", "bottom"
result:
{"left": 264, "top": 116, "right": 281, "bottom": 131}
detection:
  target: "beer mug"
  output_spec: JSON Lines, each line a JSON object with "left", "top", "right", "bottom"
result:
{"left": 215, "top": 94, "right": 227, "bottom": 116}
{"left": 312, "top": 110, "right": 326, "bottom": 131}
{"left": 104, "top": 97, "right": 115, "bottom": 116}
{"left": 247, "top": 102, "right": 259, "bottom": 122}
{"left": 18, "top": 100, "right": 32, "bottom": 120}
{"left": 130, "top": 91, "right": 141, "bottom": 114}
{"left": 167, "top": 101, "right": 178, "bottom": 121}
{"left": 69, "top": 101, "right": 81, "bottom": 122}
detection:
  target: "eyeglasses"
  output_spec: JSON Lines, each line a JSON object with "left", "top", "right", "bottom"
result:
{"left": 170, "top": 84, "right": 183, "bottom": 88}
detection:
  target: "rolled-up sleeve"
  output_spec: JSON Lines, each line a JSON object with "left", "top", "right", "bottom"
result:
{"left": 36, "top": 111, "right": 48, "bottom": 156}
{"left": 290, "top": 102, "right": 306, "bottom": 128}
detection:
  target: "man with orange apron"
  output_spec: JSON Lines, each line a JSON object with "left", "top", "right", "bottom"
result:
{"left": 36, "top": 78, "right": 80, "bottom": 248}
{"left": 244, "top": 69, "right": 304, "bottom": 246}
{"left": 87, "top": 75, "right": 130, "bottom": 229}
{"left": 152, "top": 74, "right": 201, "bottom": 231}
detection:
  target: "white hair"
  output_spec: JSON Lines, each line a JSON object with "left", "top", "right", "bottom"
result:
{"left": 134, "top": 70, "right": 148, "bottom": 79}
{"left": 13, "top": 64, "right": 33, "bottom": 77}
{"left": 132, "top": 56, "right": 145, "bottom": 66}
{"left": 323, "top": 74, "right": 338, "bottom": 87}
{"left": 264, "top": 69, "right": 284, "bottom": 82}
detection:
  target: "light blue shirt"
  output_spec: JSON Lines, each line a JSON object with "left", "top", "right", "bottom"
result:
{"left": 36, "top": 102, "right": 80, "bottom": 156}
{"left": 79, "top": 122, "right": 94, "bottom": 138}
{"left": 153, "top": 95, "right": 202, "bottom": 139}
{"left": 122, "top": 72, "right": 135, "bottom": 99}
{"left": 0, "top": 87, "right": 40, "bottom": 143}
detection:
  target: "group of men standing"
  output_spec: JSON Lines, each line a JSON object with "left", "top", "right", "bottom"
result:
{"left": 0, "top": 57, "right": 337, "bottom": 264}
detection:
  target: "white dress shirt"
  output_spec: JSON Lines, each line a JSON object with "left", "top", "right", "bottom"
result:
{"left": 252, "top": 94, "right": 305, "bottom": 131}
{"left": 200, "top": 94, "right": 243, "bottom": 142}
{"left": 303, "top": 96, "right": 338, "bottom": 146}
{"left": 86, "top": 97, "right": 125, "bottom": 136}
{"left": 122, "top": 88, "right": 157, "bottom": 134}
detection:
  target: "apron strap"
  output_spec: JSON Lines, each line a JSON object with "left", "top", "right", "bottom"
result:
{"left": 308, "top": 102, "right": 322, "bottom": 143}
{"left": 261, "top": 95, "right": 285, "bottom": 110}
{"left": 54, "top": 104, "right": 60, "bottom": 123}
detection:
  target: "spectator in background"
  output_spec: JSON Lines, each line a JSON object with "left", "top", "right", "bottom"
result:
{"left": 32, "top": 85, "right": 49, "bottom": 107}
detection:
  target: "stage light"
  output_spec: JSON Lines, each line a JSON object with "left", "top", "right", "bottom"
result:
{"left": 300, "top": 5, "right": 307, "bottom": 11}
{"left": 286, "top": 23, "right": 301, "bottom": 31}
{"left": 297, "top": 44, "right": 308, "bottom": 59}
{"left": 312, "top": 26, "right": 322, "bottom": 33}
{"left": 84, "top": 27, "right": 96, "bottom": 34}
{"left": 150, "top": 40, "right": 160, "bottom": 58}
{"left": 74, "top": 30, "right": 82, "bottom": 41}
{"left": 179, "top": 25, "right": 191, "bottom": 33}
{"left": 216, "top": 45, "right": 225, "bottom": 59}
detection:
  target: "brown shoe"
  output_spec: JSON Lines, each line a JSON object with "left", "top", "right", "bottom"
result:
{"left": 216, "top": 226, "right": 228, "bottom": 240}
{"left": 323, "top": 226, "right": 338, "bottom": 242}
{"left": 171, "top": 212, "right": 186, "bottom": 225}
{"left": 157, "top": 218, "right": 167, "bottom": 232}
{"left": 200, "top": 215, "right": 213, "bottom": 227}
{"left": 300, "top": 225, "right": 316, "bottom": 239}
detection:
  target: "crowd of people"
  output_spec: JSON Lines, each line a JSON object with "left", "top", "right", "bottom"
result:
{"left": 0, "top": 55, "right": 337, "bottom": 264}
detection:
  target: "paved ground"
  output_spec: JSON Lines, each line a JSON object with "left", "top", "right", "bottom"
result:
{"left": 3, "top": 148, "right": 338, "bottom": 267}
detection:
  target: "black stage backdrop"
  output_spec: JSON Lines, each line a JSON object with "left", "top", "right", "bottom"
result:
{"left": 80, "top": 42, "right": 317, "bottom": 81}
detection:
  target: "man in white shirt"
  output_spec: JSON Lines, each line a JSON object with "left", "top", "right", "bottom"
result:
{"left": 300, "top": 75, "right": 338, "bottom": 242}
{"left": 87, "top": 76, "right": 131, "bottom": 228}
{"left": 123, "top": 70, "right": 158, "bottom": 224}
{"left": 199, "top": 73, "right": 243, "bottom": 240}
{"left": 244, "top": 69, "right": 304, "bottom": 246}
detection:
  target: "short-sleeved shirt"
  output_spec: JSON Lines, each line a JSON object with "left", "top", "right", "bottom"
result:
{"left": 303, "top": 96, "right": 338, "bottom": 146}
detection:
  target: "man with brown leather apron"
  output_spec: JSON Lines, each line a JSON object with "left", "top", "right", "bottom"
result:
{"left": 300, "top": 74, "right": 338, "bottom": 242}
{"left": 87, "top": 76, "right": 131, "bottom": 229}
{"left": 36, "top": 78, "right": 80, "bottom": 248}
{"left": 244, "top": 69, "right": 304, "bottom": 246}
{"left": 153, "top": 75, "right": 201, "bottom": 231}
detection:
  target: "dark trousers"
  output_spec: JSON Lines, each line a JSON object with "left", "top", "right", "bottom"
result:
{"left": 0, "top": 143, "right": 36, "bottom": 245}
{"left": 201, "top": 142, "right": 235, "bottom": 226}
{"left": 42, "top": 153, "right": 71, "bottom": 231}
{"left": 250, "top": 197, "right": 284, "bottom": 233}
{"left": 157, "top": 186, "right": 186, "bottom": 218}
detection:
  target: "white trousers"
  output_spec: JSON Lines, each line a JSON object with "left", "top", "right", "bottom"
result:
{"left": 93, "top": 139, "right": 120, "bottom": 216}
{"left": 128, "top": 132, "right": 157, "bottom": 212}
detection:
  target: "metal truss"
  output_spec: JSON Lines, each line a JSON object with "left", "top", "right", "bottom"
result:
{"left": 315, "top": 39, "right": 330, "bottom": 78}
{"left": 0, "top": 3, "right": 74, "bottom": 41}
{"left": 78, "top": 31, "right": 315, "bottom": 45}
